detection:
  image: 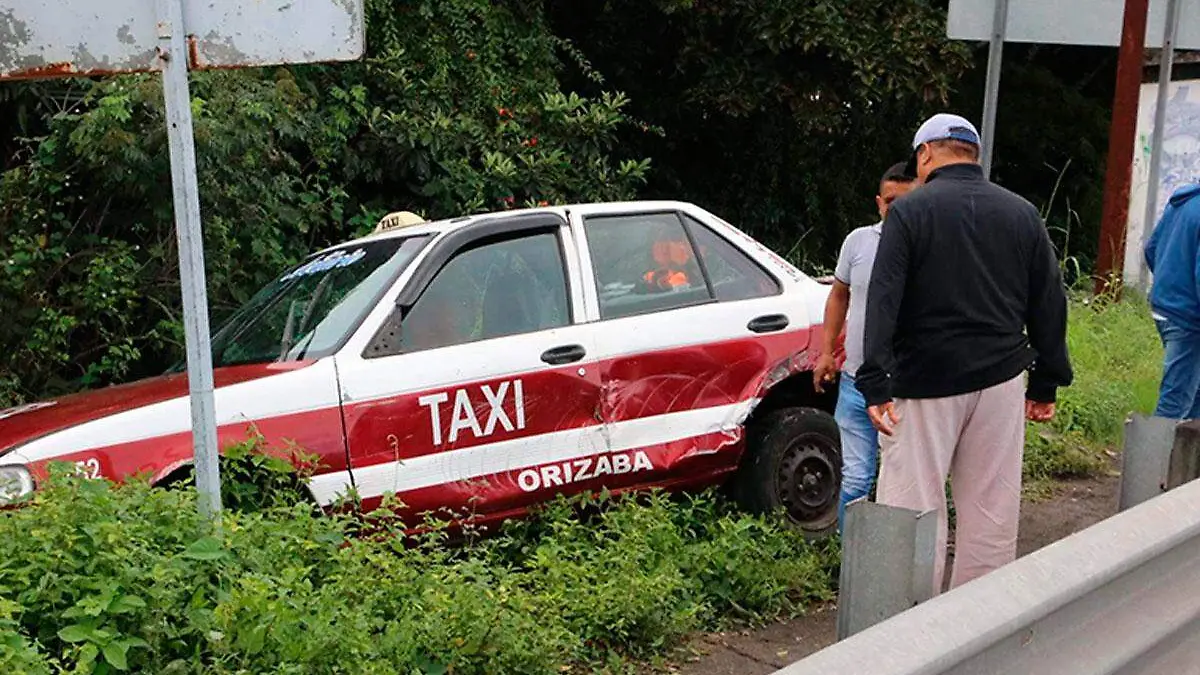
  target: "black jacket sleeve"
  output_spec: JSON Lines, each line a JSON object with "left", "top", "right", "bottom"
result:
{"left": 1025, "top": 218, "right": 1073, "bottom": 403}
{"left": 856, "top": 207, "right": 910, "bottom": 406}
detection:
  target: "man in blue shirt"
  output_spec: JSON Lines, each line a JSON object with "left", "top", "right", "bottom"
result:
{"left": 1145, "top": 183, "right": 1200, "bottom": 419}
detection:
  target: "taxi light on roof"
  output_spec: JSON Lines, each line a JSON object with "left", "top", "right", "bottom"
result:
{"left": 374, "top": 211, "right": 426, "bottom": 233}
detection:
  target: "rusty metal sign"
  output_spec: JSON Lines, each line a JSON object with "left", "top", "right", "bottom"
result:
{"left": 0, "top": 0, "right": 364, "bottom": 79}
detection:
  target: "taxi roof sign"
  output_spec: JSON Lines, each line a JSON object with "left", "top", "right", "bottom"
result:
{"left": 375, "top": 211, "right": 427, "bottom": 234}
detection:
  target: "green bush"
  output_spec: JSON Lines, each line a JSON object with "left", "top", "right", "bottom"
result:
{"left": 0, "top": 599, "right": 50, "bottom": 675}
{"left": 166, "top": 435, "right": 320, "bottom": 514}
{"left": 0, "top": 468, "right": 834, "bottom": 674}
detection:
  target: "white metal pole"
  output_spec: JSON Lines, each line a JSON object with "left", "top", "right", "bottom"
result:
{"left": 980, "top": 0, "right": 1009, "bottom": 180}
{"left": 1137, "top": 0, "right": 1181, "bottom": 290}
{"left": 156, "top": 0, "right": 222, "bottom": 519}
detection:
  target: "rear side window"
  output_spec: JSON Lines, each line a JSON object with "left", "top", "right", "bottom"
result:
{"left": 582, "top": 211, "right": 782, "bottom": 320}
{"left": 583, "top": 213, "right": 710, "bottom": 320}
{"left": 683, "top": 214, "right": 781, "bottom": 301}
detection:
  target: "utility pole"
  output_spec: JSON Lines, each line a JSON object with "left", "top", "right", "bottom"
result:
{"left": 1094, "top": 0, "right": 1151, "bottom": 296}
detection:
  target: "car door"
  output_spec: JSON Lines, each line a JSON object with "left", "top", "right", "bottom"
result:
{"left": 572, "top": 206, "right": 812, "bottom": 490}
{"left": 321, "top": 213, "right": 608, "bottom": 522}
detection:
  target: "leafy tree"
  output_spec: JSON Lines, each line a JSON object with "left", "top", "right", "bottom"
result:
{"left": 0, "top": 0, "right": 1120, "bottom": 406}
{"left": 0, "top": 0, "right": 649, "bottom": 405}
{"left": 945, "top": 42, "right": 1114, "bottom": 275}
{"left": 547, "top": 0, "right": 1117, "bottom": 272}
{"left": 547, "top": 0, "right": 974, "bottom": 264}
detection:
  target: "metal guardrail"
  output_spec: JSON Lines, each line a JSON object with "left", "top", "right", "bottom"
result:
{"left": 778, "top": 417, "right": 1200, "bottom": 675}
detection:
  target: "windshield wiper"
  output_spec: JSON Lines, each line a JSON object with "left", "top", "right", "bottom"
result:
{"left": 279, "top": 274, "right": 334, "bottom": 361}
{"left": 290, "top": 326, "right": 320, "bottom": 361}
{"left": 278, "top": 300, "right": 300, "bottom": 361}
{"left": 214, "top": 282, "right": 295, "bottom": 366}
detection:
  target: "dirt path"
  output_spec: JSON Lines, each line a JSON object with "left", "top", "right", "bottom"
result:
{"left": 672, "top": 473, "right": 1120, "bottom": 674}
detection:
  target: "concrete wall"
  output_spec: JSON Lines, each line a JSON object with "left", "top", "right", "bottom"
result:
{"left": 1123, "top": 77, "right": 1200, "bottom": 290}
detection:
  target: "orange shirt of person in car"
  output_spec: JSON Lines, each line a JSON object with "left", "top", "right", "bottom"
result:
{"left": 643, "top": 239, "right": 693, "bottom": 291}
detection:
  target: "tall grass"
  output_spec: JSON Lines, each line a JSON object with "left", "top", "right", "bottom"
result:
{"left": 1024, "top": 294, "right": 1162, "bottom": 487}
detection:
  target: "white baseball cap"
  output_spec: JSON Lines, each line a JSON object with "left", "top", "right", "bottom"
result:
{"left": 904, "top": 113, "right": 981, "bottom": 176}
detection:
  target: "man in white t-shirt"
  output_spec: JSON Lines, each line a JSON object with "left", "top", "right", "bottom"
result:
{"left": 814, "top": 162, "right": 916, "bottom": 533}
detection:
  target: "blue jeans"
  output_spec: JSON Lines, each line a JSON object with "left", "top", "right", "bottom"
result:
{"left": 1154, "top": 318, "right": 1200, "bottom": 419}
{"left": 835, "top": 374, "right": 879, "bottom": 533}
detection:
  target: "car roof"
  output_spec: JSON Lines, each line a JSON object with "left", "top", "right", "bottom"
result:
{"left": 313, "top": 200, "right": 701, "bottom": 255}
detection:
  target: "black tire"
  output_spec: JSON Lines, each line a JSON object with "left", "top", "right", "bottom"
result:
{"left": 733, "top": 406, "right": 842, "bottom": 537}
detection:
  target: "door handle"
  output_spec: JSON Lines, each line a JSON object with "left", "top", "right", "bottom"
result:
{"left": 747, "top": 314, "right": 789, "bottom": 334}
{"left": 541, "top": 344, "right": 587, "bottom": 365}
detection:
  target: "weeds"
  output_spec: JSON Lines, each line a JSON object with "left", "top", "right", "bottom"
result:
{"left": 0, "top": 467, "right": 835, "bottom": 674}
{"left": 1023, "top": 294, "right": 1161, "bottom": 491}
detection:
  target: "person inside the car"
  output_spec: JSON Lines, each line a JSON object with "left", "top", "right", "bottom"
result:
{"left": 642, "top": 237, "right": 694, "bottom": 292}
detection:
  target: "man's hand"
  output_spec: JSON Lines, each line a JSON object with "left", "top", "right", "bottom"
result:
{"left": 1026, "top": 400, "right": 1056, "bottom": 422}
{"left": 868, "top": 402, "right": 902, "bottom": 436}
{"left": 813, "top": 354, "right": 837, "bottom": 393}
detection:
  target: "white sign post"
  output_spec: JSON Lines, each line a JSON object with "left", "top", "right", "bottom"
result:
{"left": 1138, "top": 0, "right": 1182, "bottom": 289}
{"left": 0, "top": 0, "right": 365, "bottom": 519}
{"left": 979, "top": 0, "right": 1009, "bottom": 178}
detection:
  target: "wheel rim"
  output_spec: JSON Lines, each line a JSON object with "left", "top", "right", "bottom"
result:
{"left": 776, "top": 433, "right": 840, "bottom": 528}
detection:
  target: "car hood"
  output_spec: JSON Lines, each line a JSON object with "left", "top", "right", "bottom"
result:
{"left": 0, "top": 362, "right": 314, "bottom": 457}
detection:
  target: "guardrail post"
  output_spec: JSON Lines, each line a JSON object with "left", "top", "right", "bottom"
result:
{"left": 1119, "top": 414, "right": 1177, "bottom": 511}
{"left": 836, "top": 499, "right": 937, "bottom": 640}
{"left": 1168, "top": 419, "right": 1200, "bottom": 490}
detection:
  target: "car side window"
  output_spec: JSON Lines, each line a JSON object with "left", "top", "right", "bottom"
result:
{"left": 387, "top": 232, "right": 570, "bottom": 354}
{"left": 682, "top": 215, "right": 782, "bottom": 302}
{"left": 584, "top": 213, "right": 712, "bottom": 320}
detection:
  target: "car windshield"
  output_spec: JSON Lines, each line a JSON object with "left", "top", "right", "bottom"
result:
{"left": 206, "top": 235, "right": 430, "bottom": 368}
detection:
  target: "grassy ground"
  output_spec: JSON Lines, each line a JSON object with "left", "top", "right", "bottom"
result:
{"left": 1023, "top": 295, "right": 1162, "bottom": 493}
{"left": 0, "top": 468, "right": 838, "bottom": 675}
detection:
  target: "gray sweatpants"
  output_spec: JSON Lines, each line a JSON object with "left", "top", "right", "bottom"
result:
{"left": 876, "top": 373, "right": 1025, "bottom": 592}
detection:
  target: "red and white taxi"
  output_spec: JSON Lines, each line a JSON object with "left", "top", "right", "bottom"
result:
{"left": 0, "top": 202, "right": 843, "bottom": 534}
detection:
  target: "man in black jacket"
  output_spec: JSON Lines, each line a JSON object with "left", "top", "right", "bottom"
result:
{"left": 856, "top": 113, "right": 1073, "bottom": 592}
